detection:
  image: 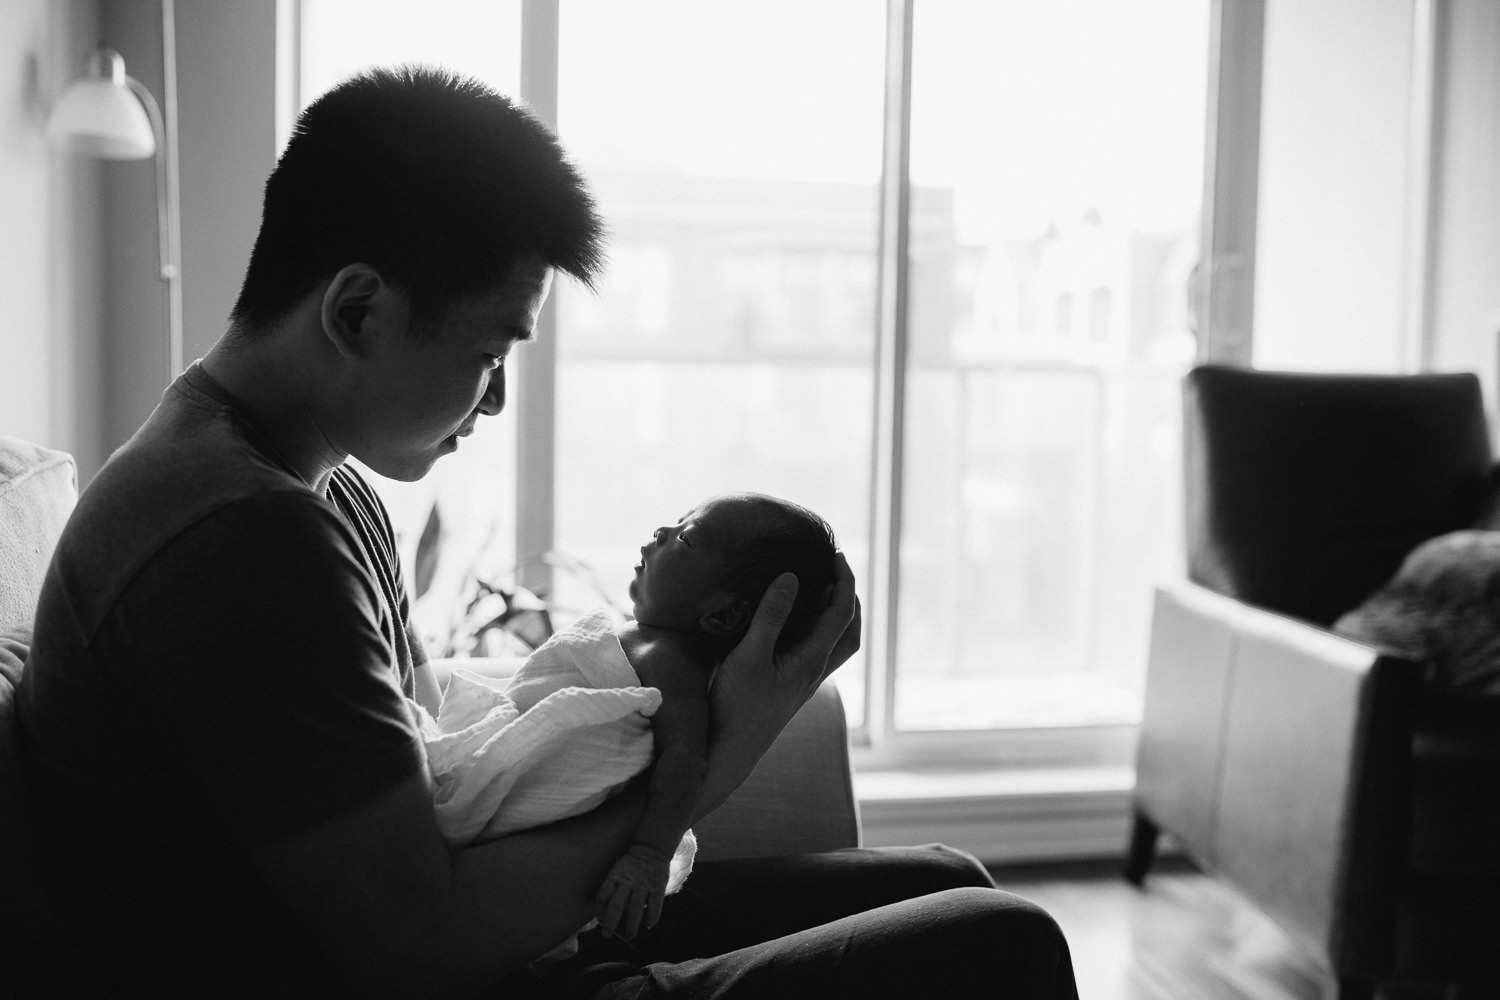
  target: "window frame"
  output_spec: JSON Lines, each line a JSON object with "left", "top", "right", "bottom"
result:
{"left": 290, "top": 0, "right": 1244, "bottom": 770}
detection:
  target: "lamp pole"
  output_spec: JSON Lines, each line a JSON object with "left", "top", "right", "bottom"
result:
{"left": 48, "top": 0, "right": 181, "bottom": 387}
{"left": 158, "top": 0, "right": 182, "bottom": 381}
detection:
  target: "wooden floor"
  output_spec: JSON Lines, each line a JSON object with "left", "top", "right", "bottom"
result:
{"left": 988, "top": 858, "right": 1453, "bottom": 1000}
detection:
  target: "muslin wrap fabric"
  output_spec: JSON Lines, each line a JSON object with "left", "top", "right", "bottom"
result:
{"left": 411, "top": 610, "right": 697, "bottom": 889}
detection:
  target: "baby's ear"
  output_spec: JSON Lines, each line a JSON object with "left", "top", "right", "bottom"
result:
{"left": 699, "top": 595, "right": 750, "bottom": 637}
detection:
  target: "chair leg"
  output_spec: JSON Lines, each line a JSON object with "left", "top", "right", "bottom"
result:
{"left": 1332, "top": 976, "right": 1374, "bottom": 1000}
{"left": 1123, "top": 810, "right": 1159, "bottom": 885}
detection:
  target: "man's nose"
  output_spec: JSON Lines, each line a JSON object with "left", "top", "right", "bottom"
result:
{"left": 477, "top": 365, "right": 506, "bottom": 416}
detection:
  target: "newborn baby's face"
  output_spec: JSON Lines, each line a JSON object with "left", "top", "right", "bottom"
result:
{"left": 629, "top": 498, "right": 738, "bottom": 630}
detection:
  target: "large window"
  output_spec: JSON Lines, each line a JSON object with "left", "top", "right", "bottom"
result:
{"left": 895, "top": 1, "right": 1203, "bottom": 735}
{"left": 301, "top": 0, "right": 1208, "bottom": 764}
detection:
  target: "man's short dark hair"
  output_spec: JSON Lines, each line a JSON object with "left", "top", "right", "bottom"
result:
{"left": 230, "top": 65, "right": 606, "bottom": 332}
{"left": 712, "top": 493, "right": 839, "bottom": 655}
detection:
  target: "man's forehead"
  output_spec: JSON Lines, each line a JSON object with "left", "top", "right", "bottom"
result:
{"left": 501, "top": 258, "right": 554, "bottom": 290}
{"left": 461, "top": 263, "right": 554, "bottom": 314}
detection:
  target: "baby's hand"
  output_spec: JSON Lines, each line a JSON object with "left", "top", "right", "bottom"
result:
{"left": 594, "top": 844, "right": 671, "bottom": 939}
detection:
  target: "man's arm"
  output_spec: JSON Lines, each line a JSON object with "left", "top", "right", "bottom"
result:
{"left": 253, "top": 549, "right": 853, "bottom": 997}
{"left": 410, "top": 651, "right": 444, "bottom": 715}
{"left": 255, "top": 771, "right": 649, "bottom": 998}
{"left": 692, "top": 553, "right": 861, "bottom": 822}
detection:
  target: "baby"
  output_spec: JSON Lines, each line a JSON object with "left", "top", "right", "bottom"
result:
{"left": 595, "top": 490, "right": 839, "bottom": 937}
{"left": 414, "top": 491, "right": 839, "bottom": 946}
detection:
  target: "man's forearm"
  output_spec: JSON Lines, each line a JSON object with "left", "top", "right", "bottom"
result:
{"left": 692, "top": 715, "right": 792, "bottom": 824}
{"left": 439, "top": 782, "right": 651, "bottom": 977}
{"left": 258, "top": 774, "right": 650, "bottom": 998}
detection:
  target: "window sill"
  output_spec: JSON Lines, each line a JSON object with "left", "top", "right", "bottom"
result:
{"left": 853, "top": 764, "right": 1137, "bottom": 865}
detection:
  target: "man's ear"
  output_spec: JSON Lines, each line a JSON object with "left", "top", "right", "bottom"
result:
{"left": 320, "top": 263, "right": 388, "bottom": 360}
{"left": 698, "top": 595, "right": 751, "bottom": 637}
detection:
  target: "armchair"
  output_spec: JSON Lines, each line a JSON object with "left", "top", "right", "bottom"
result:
{"left": 0, "top": 435, "right": 858, "bottom": 995}
{"left": 1127, "top": 366, "right": 1500, "bottom": 1000}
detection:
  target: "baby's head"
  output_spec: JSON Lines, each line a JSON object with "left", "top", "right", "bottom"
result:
{"left": 629, "top": 492, "right": 838, "bottom": 657}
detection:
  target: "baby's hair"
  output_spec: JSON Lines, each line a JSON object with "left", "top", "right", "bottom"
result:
{"left": 707, "top": 493, "right": 839, "bottom": 654}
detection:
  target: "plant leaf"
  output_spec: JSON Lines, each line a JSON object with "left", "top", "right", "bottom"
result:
{"left": 413, "top": 503, "right": 443, "bottom": 601}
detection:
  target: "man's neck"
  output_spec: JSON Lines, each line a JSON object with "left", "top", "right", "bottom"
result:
{"left": 201, "top": 326, "right": 346, "bottom": 494}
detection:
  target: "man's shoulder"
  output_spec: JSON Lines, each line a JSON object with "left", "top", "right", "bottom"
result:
{"left": 54, "top": 398, "right": 336, "bottom": 618}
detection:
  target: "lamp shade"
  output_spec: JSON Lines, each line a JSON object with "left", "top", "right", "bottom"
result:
{"left": 47, "top": 47, "right": 155, "bottom": 160}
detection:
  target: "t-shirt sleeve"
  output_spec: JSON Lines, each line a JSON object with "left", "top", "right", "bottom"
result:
{"left": 124, "top": 489, "right": 425, "bottom": 845}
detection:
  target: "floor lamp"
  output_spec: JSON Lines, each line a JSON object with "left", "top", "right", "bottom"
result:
{"left": 47, "top": 3, "right": 183, "bottom": 385}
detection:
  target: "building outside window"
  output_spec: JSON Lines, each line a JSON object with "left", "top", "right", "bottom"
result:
{"left": 301, "top": 0, "right": 1209, "bottom": 766}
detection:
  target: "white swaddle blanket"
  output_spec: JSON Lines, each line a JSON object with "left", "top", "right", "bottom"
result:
{"left": 410, "top": 609, "right": 696, "bottom": 893}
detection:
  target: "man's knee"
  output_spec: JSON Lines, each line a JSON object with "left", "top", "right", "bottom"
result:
{"left": 856, "top": 888, "right": 1075, "bottom": 997}
{"left": 950, "top": 887, "right": 1075, "bottom": 992}
{"left": 901, "top": 843, "right": 997, "bottom": 890}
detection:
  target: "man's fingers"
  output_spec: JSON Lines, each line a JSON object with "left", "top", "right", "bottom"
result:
{"left": 823, "top": 594, "right": 863, "bottom": 685}
{"left": 804, "top": 554, "right": 857, "bottom": 666}
{"left": 739, "top": 571, "right": 799, "bottom": 660}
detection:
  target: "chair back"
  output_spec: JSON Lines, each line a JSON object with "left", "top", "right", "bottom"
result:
{"left": 1184, "top": 366, "right": 1493, "bottom": 626}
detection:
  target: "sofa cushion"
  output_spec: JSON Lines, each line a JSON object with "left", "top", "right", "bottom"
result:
{"left": 0, "top": 437, "right": 77, "bottom": 636}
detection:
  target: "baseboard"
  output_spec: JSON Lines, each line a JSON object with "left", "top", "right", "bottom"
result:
{"left": 853, "top": 766, "right": 1139, "bottom": 866}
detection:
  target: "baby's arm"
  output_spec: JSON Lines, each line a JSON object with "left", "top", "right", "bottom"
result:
{"left": 595, "top": 642, "right": 710, "bottom": 938}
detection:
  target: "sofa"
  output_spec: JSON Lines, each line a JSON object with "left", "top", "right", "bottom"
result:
{"left": 1127, "top": 367, "right": 1500, "bottom": 1000}
{"left": 0, "top": 434, "right": 859, "bottom": 995}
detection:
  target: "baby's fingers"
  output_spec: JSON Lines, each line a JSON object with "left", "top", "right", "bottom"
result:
{"left": 596, "top": 881, "right": 629, "bottom": 939}
{"left": 645, "top": 886, "right": 665, "bottom": 932}
{"left": 616, "top": 883, "right": 651, "bottom": 939}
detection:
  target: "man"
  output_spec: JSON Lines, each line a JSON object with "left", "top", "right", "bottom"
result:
{"left": 20, "top": 67, "right": 1077, "bottom": 998}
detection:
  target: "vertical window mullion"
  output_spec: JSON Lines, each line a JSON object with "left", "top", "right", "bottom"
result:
{"left": 866, "top": 0, "right": 914, "bottom": 751}
{"left": 515, "top": 0, "right": 561, "bottom": 598}
{"left": 1200, "top": 0, "right": 1264, "bottom": 366}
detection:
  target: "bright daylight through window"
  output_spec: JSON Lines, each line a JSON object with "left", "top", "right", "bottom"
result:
{"left": 300, "top": 0, "right": 1208, "bottom": 758}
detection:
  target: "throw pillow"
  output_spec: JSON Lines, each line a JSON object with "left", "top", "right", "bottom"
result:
{"left": 1471, "top": 464, "right": 1500, "bottom": 531}
{"left": 1333, "top": 530, "right": 1500, "bottom": 696}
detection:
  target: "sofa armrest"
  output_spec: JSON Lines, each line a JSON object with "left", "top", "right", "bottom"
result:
{"left": 428, "top": 661, "right": 860, "bottom": 860}
{"left": 694, "top": 681, "right": 860, "bottom": 860}
{"left": 1138, "top": 582, "right": 1422, "bottom": 961}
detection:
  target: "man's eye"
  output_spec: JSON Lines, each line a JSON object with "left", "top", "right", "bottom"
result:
{"left": 678, "top": 531, "right": 692, "bottom": 547}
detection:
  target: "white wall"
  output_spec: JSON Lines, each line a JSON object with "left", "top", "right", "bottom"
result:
{"left": 174, "top": 1, "right": 280, "bottom": 365}
{"left": 1, "top": 0, "right": 104, "bottom": 474}
{"left": 1251, "top": 0, "right": 1417, "bottom": 373}
{"left": 94, "top": 0, "right": 279, "bottom": 476}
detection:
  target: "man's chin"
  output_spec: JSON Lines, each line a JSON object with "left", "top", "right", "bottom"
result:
{"left": 358, "top": 446, "right": 447, "bottom": 483}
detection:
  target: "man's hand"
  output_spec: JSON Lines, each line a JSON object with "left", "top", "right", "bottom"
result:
{"left": 594, "top": 844, "right": 671, "bottom": 939}
{"left": 696, "top": 554, "right": 860, "bottom": 817}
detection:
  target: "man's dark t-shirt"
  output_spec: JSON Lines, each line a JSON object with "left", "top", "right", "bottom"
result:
{"left": 18, "top": 363, "right": 427, "bottom": 996}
